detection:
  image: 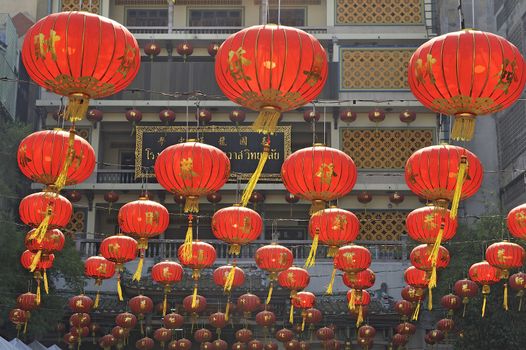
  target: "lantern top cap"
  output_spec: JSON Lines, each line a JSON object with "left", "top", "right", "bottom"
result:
{"left": 312, "top": 143, "right": 326, "bottom": 147}
{"left": 187, "top": 139, "right": 199, "bottom": 142}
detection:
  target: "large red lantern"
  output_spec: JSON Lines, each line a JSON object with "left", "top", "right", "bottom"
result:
{"left": 118, "top": 195, "right": 169, "bottom": 281}
{"left": 410, "top": 244, "right": 450, "bottom": 291}
{"left": 22, "top": 11, "right": 140, "bottom": 122}
{"left": 405, "top": 144, "right": 483, "bottom": 220}
{"left": 195, "top": 329, "right": 213, "bottom": 343}
{"left": 316, "top": 327, "right": 334, "bottom": 341}
{"left": 215, "top": 24, "right": 327, "bottom": 134}
{"left": 19, "top": 190, "right": 72, "bottom": 231}
{"left": 276, "top": 328, "right": 294, "bottom": 343}
{"left": 453, "top": 278, "right": 479, "bottom": 317}
{"left": 255, "top": 243, "right": 294, "bottom": 304}
{"left": 342, "top": 268, "right": 375, "bottom": 290}
{"left": 304, "top": 308, "right": 322, "bottom": 327}
{"left": 99, "top": 234, "right": 137, "bottom": 301}
{"left": 213, "top": 339, "right": 228, "bottom": 350}
{"left": 178, "top": 241, "right": 216, "bottom": 308}
{"left": 406, "top": 205, "right": 458, "bottom": 244}
{"left": 209, "top": 312, "right": 228, "bottom": 330}
{"left": 507, "top": 204, "right": 526, "bottom": 240}
{"left": 468, "top": 261, "right": 501, "bottom": 317}
{"left": 151, "top": 260, "right": 183, "bottom": 315}
{"left": 17, "top": 292, "right": 39, "bottom": 313}
{"left": 358, "top": 325, "right": 375, "bottom": 339}
{"left": 17, "top": 129, "right": 95, "bottom": 190}
{"left": 278, "top": 266, "right": 310, "bottom": 323}
{"left": 282, "top": 145, "right": 357, "bottom": 214}
{"left": 291, "top": 291, "right": 315, "bottom": 331}
{"left": 154, "top": 141, "right": 230, "bottom": 213}
{"left": 129, "top": 295, "right": 153, "bottom": 335}
{"left": 396, "top": 322, "right": 416, "bottom": 336}
{"left": 99, "top": 334, "right": 116, "bottom": 350}
{"left": 437, "top": 318, "right": 454, "bottom": 333}
{"left": 306, "top": 207, "right": 360, "bottom": 267}
{"left": 408, "top": 29, "right": 526, "bottom": 141}
{"left": 213, "top": 265, "right": 246, "bottom": 292}
{"left": 84, "top": 255, "right": 115, "bottom": 308}
{"left": 136, "top": 337, "right": 155, "bottom": 350}
{"left": 24, "top": 228, "right": 65, "bottom": 272}
{"left": 212, "top": 205, "right": 263, "bottom": 255}
{"left": 330, "top": 245, "right": 371, "bottom": 295}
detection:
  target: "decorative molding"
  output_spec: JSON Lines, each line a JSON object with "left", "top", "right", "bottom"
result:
{"left": 61, "top": 0, "right": 100, "bottom": 13}
{"left": 336, "top": 0, "right": 424, "bottom": 25}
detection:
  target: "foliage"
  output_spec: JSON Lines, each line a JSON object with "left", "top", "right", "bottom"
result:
{"left": 434, "top": 215, "right": 526, "bottom": 350}
{"left": 0, "top": 120, "right": 85, "bottom": 341}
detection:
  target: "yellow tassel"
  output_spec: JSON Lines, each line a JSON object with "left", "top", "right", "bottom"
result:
{"left": 427, "top": 286, "right": 433, "bottom": 311}
{"left": 503, "top": 283, "right": 509, "bottom": 311}
{"left": 462, "top": 298, "right": 468, "bottom": 317}
{"left": 132, "top": 254, "right": 144, "bottom": 282}
{"left": 451, "top": 116, "right": 476, "bottom": 141}
{"left": 356, "top": 306, "right": 363, "bottom": 328}
{"left": 225, "top": 301, "right": 230, "bottom": 321}
{"left": 450, "top": 156, "right": 467, "bottom": 219}
{"left": 30, "top": 206, "right": 53, "bottom": 243}
{"left": 266, "top": 281, "right": 274, "bottom": 305}
{"left": 94, "top": 291, "right": 100, "bottom": 309}
{"left": 53, "top": 129, "right": 76, "bottom": 191}
{"left": 184, "top": 196, "right": 199, "bottom": 213}
{"left": 36, "top": 280, "right": 41, "bottom": 305}
{"left": 325, "top": 268, "right": 337, "bottom": 295}
{"left": 327, "top": 246, "right": 338, "bottom": 258}
{"left": 412, "top": 302, "right": 421, "bottom": 321}
{"left": 428, "top": 222, "right": 444, "bottom": 269}
{"left": 117, "top": 277, "right": 123, "bottom": 301}
{"left": 29, "top": 250, "right": 42, "bottom": 272}
{"left": 301, "top": 315, "right": 306, "bottom": 332}
{"left": 482, "top": 294, "right": 487, "bottom": 317}
{"left": 43, "top": 270, "right": 49, "bottom": 294}
{"left": 192, "top": 283, "right": 198, "bottom": 308}
{"left": 183, "top": 217, "right": 193, "bottom": 260}
{"left": 348, "top": 289, "right": 356, "bottom": 311}
{"left": 309, "top": 200, "right": 326, "bottom": 216}
{"left": 241, "top": 142, "right": 270, "bottom": 207}
{"left": 429, "top": 265, "right": 437, "bottom": 289}
{"left": 252, "top": 107, "right": 281, "bottom": 134}
{"left": 289, "top": 303, "right": 294, "bottom": 325}
{"left": 224, "top": 265, "right": 236, "bottom": 293}
{"left": 228, "top": 244, "right": 241, "bottom": 256}
{"left": 304, "top": 232, "right": 319, "bottom": 268}
{"left": 65, "top": 93, "right": 90, "bottom": 122}
{"left": 23, "top": 321, "right": 28, "bottom": 334}
{"left": 519, "top": 295, "right": 523, "bottom": 312}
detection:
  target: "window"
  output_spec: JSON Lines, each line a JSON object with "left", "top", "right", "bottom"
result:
{"left": 268, "top": 8, "right": 306, "bottom": 27}
{"left": 188, "top": 9, "right": 242, "bottom": 27}
{"left": 126, "top": 8, "right": 168, "bottom": 27}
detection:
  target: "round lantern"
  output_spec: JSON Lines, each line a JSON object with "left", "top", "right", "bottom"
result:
{"left": 66, "top": 190, "right": 82, "bottom": 203}
{"left": 213, "top": 265, "right": 245, "bottom": 312}
{"left": 437, "top": 318, "right": 454, "bottom": 333}
{"left": 339, "top": 109, "right": 356, "bottom": 123}
{"left": 236, "top": 328, "right": 253, "bottom": 343}
{"left": 233, "top": 343, "right": 246, "bottom": 350}
{"left": 285, "top": 193, "right": 300, "bottom": 204}
{"left": 408, "top": 29, "right": 526, "bottom": 141}
{"left": 304, "top": 110, "right": 320, "bottom": 123}
{"left": 99, "top": 234, "right": 137, "bottom": 300}
{"left": 209, "top": 312, "right": 228, "bottom": 330}
{"left": 237, "top": 293, "right": 261, "bottom": 318}
{"left": 399, "top": 110, "right": 416, "bottom": 124}
{"left": 129, "top": 295, "right": 153, "bottom": 335}
{"left": 116, "top": 312, "right": 137, "bottom": 329}
{"left": 9, "top": 309, "right": 28, "bottom": 333}
{"left": 84, "top": 255, "right": 115, "bottom": 308}
{"left": 441, "top": 293, "right": 462, "bottom": 317}
{"left": 214, "top": 339, "right": 228, "bottom": 350}
{"left": 163, "top": 312, "right": 184, "bottom": 329}
{"left": 19, "top": 190, "right": 72, "bottom": 230}
{"left": 183, "top": 294, "right": 207, "bottom": 314}
{"left": 278, "top": 266, "right": 310, "bottom": 324}
{"left": 70, "top": 313, "right": 91, "bottom": 329}
{"left": 507, "top": 204, "right": 526, "bottom": 240}
{"left": 22, "top": 12, "right": 140, "bottom": 121}
{"left": 282, "top": 145, "right": 357, "bottom": 215}
{"left": 196, "top": 108, "right": 212, "bottom": 123}
{"left": 394, "top": 299, "right": 415, "bottom": 320}
{"left": 316, "top": 327, "right": 334, "bottom": 341}
{"left": 368, "top": 109, "right": 385, "bottom": 123}
{"left": 255, "top": 243, "right": 294, "bottom": 304}
{"left": 64, "top": 333, "right": 79, "bottom": 348}
{"left": 68, "top": 295, "right": 93, "bottom": 313}
{"left": 396, "top": 322, "right": 416, "bottom": 336}
{"left": 104, "top": 191, "right": 119, "bottom": 210}
{"left": 404, "top": 267, "right": 429, "bottom": 320}
{"left": 391, "top": 334, "right": 408, "bottom": 348}
{"left": 125, "top": 109, "right": 142, "bottom": 127}
{"left": 509, "top": 272, "right": 526, "bottom": 311}
{"left": 144, "top": 42, "right": 161, "bottom": 57}
{"left": 405, "top": 144, "right": 483, "bottom": 219}
{"left": 17, "top": 292, "right": 39, "bottom": 312}
{"left": 357, "top": 191, "right": 372, "bottom": 204}
{"left": 347, "top": 289, "right": 370, "bottom": 327}
{"left": 212, "top": 205, "right": 263, "bottom": 255}
{"left": 70, "top": 326, "right": 89, "bottom": 338}
{"left": 111, "top": 326, "right": 126, "bottom": 342}
{"left": 291, "top": 291, "right": 315, "bottom": 330}
{"left": 178, "top": 241, "right": 216, "bottom": 308}
{"left": 256, "top": 310, "right": 276, "bottom": 328}
{"left": 249, "top": 191, "right": 265, "bottom": 205}
{"left": 208, "top": 43, "right": 220, "bottom": 57}
{"left": 25, "top": 228, "right": 65, "bottom": 257}
{"left": 87, "top": 109, "right": 103, "bottom": 124}
{"left": 20, "top": 251, "right": 54, "bottom": 303}
{"left": 207, "top": 191, "right": 222, "bottom": 204}
{"left": 99, "top": 334, "right": 116, "bottom": 350}
{"left": 159, "top": 109, "right": 176, "bottom": 123}
{"left": 276, "top": 328, "right": 294, "bottom": 343}
{"left": 230, "top": 109, "right": 246, "bottom": 123}
{"left": 342, "top": 268, "right": 375, "bottom": 290}
{"left": 410, "top": 244, "right": 450, "bottom": 291}
{"left": 405, "top": 205, "right": 458, "bottom": 244}
{"left": 331, "top": 245, "right": 371, "bottom": 295}
{"left": 248, "top": 340, "right": 263, "bottom": 350}
{"left": 389, "top": 192, "right": 404, "bottom": 204}
{"left": 155, "top": 140, "right": 230, "bottom": 213}
{"left": 307, "top": 207, "right": 360, "bottom": 266}
{"left": 177, "top": 42, "right": 193, "bottom": 59}
{"left": 215, "top": 24, "right": 328, "bottom": 134}
{"left": 453, "top": 278, "right": 479, "bottom": 317}
{"left": 195, "top": 329, "right": 213, "bottom": 343}
{"left": 358, "top": 325, "right": 375, "bottom": 339}
{"left": 154, "top": 327, "right": 172, "bottom": 348}
{"left": 304, "top": 308, "right": 322, "bottom": 327}
{"left": 136, "top": 337, "right": 155, "bottom": 350}
{"left": 178, "top": 338, "right": 193, "bottom": 350}
{"left": 151, "top": 260, "right": 184, "bottom": 315}
{"left": 428, "top": 329, "right": 444, "bottom": 344}
{"left": 469, "top": 261, "right": 501, "bottom": 317}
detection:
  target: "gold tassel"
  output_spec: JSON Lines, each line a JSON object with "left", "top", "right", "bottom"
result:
{"left": 356, "top": 306, "right": 363, "bottom": 328}
{"left": 450, "top": 156, "right": 467, "bottom": 219}
{"left": 163, "top": 292, "right": 168, "bottom": 316}
{"left": 503, "top": 283, "right": 509, "bottom": 311}
{"left": 348, "top": 289, "right": 356, "bottom": 311}
{"left": 36, "top": 280, "right": 41, "bottom": 305}
{"left": 94, "top": 290, "right": 100, "bottom": 309}
{"left": 29, "top": 205, "right": 53, "bottom": 243}
{"left": 224, "top": 265, "right": 236, "bottom": 293}
{"left": 325, "top": 268, "right": 337, "bottom": 295}
{"left": 304, "top": 231, "right": 319, "bottom": 268}
{"left": 301, "top": 315, "right": 306, "bottom": 332}
{"left": 117, "top": 277, "right": 123, "bottom": 301}
{"left": 252, "top": 107, "right": 281, "bottom": 134}
{"left": 266, "top": 281, "right": 274, "bottom": 305}
{"left": 192, "top": 283, "right": 198, "bottom": 307}
{"left": 429, "top": 265, "right": 437, "bottom": 289}
{"left": 132, "top": 253, "right": 144, "bottom": 282}
{"left": 184, "top": 196, "right": 199, "bottom": 213}
{"left": 183, "top": 216, "right": 194, "bottom": 260}
{"left": 29, "top": 250, "right": 42, "bottom": 272}
{"left": 53, "top": 129, "right": 76, "bottom": 191}
{"left": 482, "top": 294, "right": 487, "bottom": 317}
{"left": 462, "top": 298, "right": 468, "bottom": 318}
{"left": 241, "top": 141, "right": 270, "bottom": 207}
{"left": 482, "top": 285, "right": 490, "bottom": 317}
{"left": 23, "top": 321, "right": 28, "bottom": 334}
{"left": 228, "top": 244, "right": 241, "bottom": 256}
{"left": 289, "top": 303, "right": 294, "bottom": 325}
{"left": 428, "top": 222, "right": 444, "bottom": 270}
{"left": 451, "top": 116, "right": 476, "bottom": 141}
{"left": 427, "top": 286, "right": 433, "bottom": 311}
{"left": 412, "top": 302, "right": 421, "bottom": 321}
{"left": 65, "top": 93, "right": 90, "bottom": 122}
{"left": 309, "top": 200, "right": 325, "bottom": 216}
{"left": 43, "top": 270, "right": 49, "bottom": 294}
{"left": 519, "top": 294, "right": 523, "bottom": 312}
{"left": 327, "top": 246, "right": 338, "bottom": 258}
{"left": 225, "top": 301, "right": 230, "bottom": 321}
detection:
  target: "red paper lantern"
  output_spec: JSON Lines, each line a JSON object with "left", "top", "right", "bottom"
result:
{"left": 66, "top": 190, "right": 82, "bottom": 203}
{"left": 230, "top": 109, "right": 246, "bottom": 123}
{"left": 70, "top": 326, "right": 89, "bottom": 338}
{"left": 208, "top": 43, "right": 220, "bottom": 57}
{"left": 405, "top": 144, "right": 483, "bottom": 218}
{"left": 405, "top": 206, "right": 458, "bottom": 244}
{"left": 437, "top": 318, "right": 454, "bottom": 332}
{"left": 468, "top": 261, "right": 501, "bottom": 317}
{"left": 486, "top": 241, "right": 525, "bottom": 272}
{"left": 441, "top": 293, "right": 462, "bottom": 316}
{"left": 118, "top": 196, "right": 169, "bottom": 241}
{"left": 178, "top": 241, "right": 216, "bottom": 278}
{"left": 183, "top": 294, "right": 207, "bottom": 314}
{"left": 209, "top": 312, "right": 228, "bottom": 329}
{"left": 396, "top": 322, "right": 416, "bottom": 336}
{"left": 237, "top": 293, "right": 261, "bottom": 316}
{"left": 389, "top": 192, "right": 404, "bottom": 204}
{"left": 213, "top": 339, "right": 228, "bottom": 350}
{"left": 215, "top": 24, "right": 328, "bottom": 134}
{"left": 22, "top": 12, "right": 140, "bottom": 121}
{"left": 19, "top": 190, "right": 72, "bottom": 228}
{"left": 291, "top": 291, "right": 315, "bottom": 309}
{"left": 64, "top": 333, "right": 79, "bottom": 346}
{"left": 17, "top": 292, "right": 39, "bottom": 311}
{"left": 394, "top": 299, "right": 415, "bottom": 319}
{"left": 334, "top": 245, "right": 371, "bottom": 273}
{"left": 276, "top": 328, "right": 294, "bottom": 342}
{"left": 303, "top": 110, "right": 320, "bottom": 123}
{"left": 507, "top": 204, "right": 526, "bottom": 240}
{"left": 87, "top": 109, "right": 103, "bottom": 123}
{"left": 408, "top": 29, "right": 526, "bottom": 141}
{"left": 213, "top": 265, "right": 246, "bottom": 292}
{"left": 358, "top": 325, "right": 375, "bottom": 339}
{"left": 284, "top": 340, "right": 299, "bottom": 350}
{"left": 404, "top": 267, "right": 429, "bottom": 289}
{"left": 154, "top": 327, "right": 172, "bottom": 347}
{"left": 195, "top": 329, "right": 213, "bottom": 343}
{"left": 163, "top": 312, "right": 184, "bottom": 329}
{"left": 99, "top": 334, "right": 116, "bottom": 350}
{"left": 342, "top": 269, "right": 375, "bottom": 290}
{"left": 68, "top": 294, "right": 93, "bottom": 313}
{"left": 20, "top": 251, "right": 54, "bottom": 303}
{"left": 9, "top": 309, "right": 28, "bottom": 330}
{"left": 196, "top": 109, "right": 212, "bottom": 123}
{"left": 392, "top": 334, "right": 408, "bottom": 347}
{"left": 116, "top": 312, "right": 137, "bottom": 329}
{"left": 509, "top": 272, "right": 526, "bottom": 311}
{"left": 177, "top": 42, "right": 193, "bottom": 58}
{"left": 152, "top": 260, "right": 184, "bottom": 315}
{"left": 304, "top": 308, "right": 322, "bottom": 325}
{"left": 159, "top": 109, "right": 176, "bottom": 123}
{"left": 399, "top": 110, "right": 416, "bottom": 124}
{"left": 154, "top": 141, "right": 230, "bottom": 213}
{"left": 111, "top": 326, "right": 126, "bottom": 340}
{"left": 368, "top": 108, "right": 385, "bottom": 123}
{"left": 256, "top": 310, "right": 276, "bottom": 328}
{"left": 256, "top": 244, "right": 294, "bottom": 304}
{"left": 285, "top": 193, "right": 300, "bottom": 204}
{"left": 410, "top": 244, "right": 450, "bottom": 271}
{"left": 70, "top": 313, "right": 91, "bottom": 328}
{"left": 428, "top": 329, "right": 444, "bottom": 343}
{"left": 307, "top": 207, "right": 360, "bottom": 265}
{"left": 136, "top": 337, "right": 155, "bottom": 350}
{"left": 99, "top": 234, "right": 137, "bottom": 301}
{"left": 25, "top": 228, "right": 65, "bottom": 254}
{"left": 104, "top": 191, "right": 119, "bottom": 204}
{"left": 212, "top": 205, "right": 263, "bottom": 255}
{"left": 248, "top": 340, "right": 263, "bottom": 350}
{"left": 236, "top": 328, "right": 253, "bottom": 343}
{"left": 316, "top": 327, "right": 334, "bottom": 341}
{"left": 144, "top": 42, "right": 161, "bottom": 57}
{"left": 207, "top": 192, "right": 222, "bottom": 204}
{"left": 282, "top": 145, "right": 357, "bottom": 214}
{"left": 453, "top": 278, "right": 479, "bottom": 316}
{"left": 357, "top": 191, "right": 372, "bottom": 204}
{"left": 278, "top": 267, "right": 310, "bottom": 293}
{"left": 339, "top": 109, "right": 356, "bottom": 123}
{"left": 84, "top": 255, "right": 115, "bottom": 308}
{"left": 129, "top": 295, "right": 153, "bottom": 317}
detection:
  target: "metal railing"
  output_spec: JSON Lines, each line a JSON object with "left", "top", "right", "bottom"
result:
{"left": 128, "top": 26, "right": 328, "bottom": 35}
{"left": 96, "top": 169, "right": 137, "bottom": 183}
{"left": 77, "top": 238, "right": 407, "bottom": 261}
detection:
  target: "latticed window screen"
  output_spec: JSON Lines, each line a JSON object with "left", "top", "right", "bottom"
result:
{"left": 65, "top": 210, "right": 86, "bottom": 236}
{"left": 340, "top": 48, "right": 414, "bottom": 90}
{"left": 61, "top": 0, "right": 100, "bottom": 13}
{"left": 336, "top": 0, "right": 423, "bottom": 25}
{"left": 116, "top": 0, "right": 242, "bottom": 4}
{"left": 341, "top": 128, "right": 435, "bottom": 169}
{"left": 356, "top": 211, "right": 408, "bottom": 241}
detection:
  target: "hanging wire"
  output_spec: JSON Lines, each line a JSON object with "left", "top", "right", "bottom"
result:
{"left": 323, "top": 105, "right": 327, "bottom": 145}
{"left": 277, "top": 0, "right": 281, "bottom": 25}
{"left": 471, "top": 0, "right": 475, "bottom": 28}
{"left": 458, "top": 0, "right": 466, "bottom": 30}
{"left": 185, "top": 97, "right": 190, "bottom": 140}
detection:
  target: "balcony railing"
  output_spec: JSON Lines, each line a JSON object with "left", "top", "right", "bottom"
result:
{"left": 97, "top": 169, "right": 137, "bottom": 183}
{"left": 128, "top": 26, "right": 328, "bottom": 35}
{"left": 77, "top": 238, "right": 407, "bottom": 261}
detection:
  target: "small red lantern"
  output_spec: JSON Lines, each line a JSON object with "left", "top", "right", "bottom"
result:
{"left": 70, "top": 313, "right": 91, "bottom": 328}
{"left": 196, "top": 108, "right": 212, "bottom": 123}
{"left": 66, "top": 190, "right": 82, "bottom": 202}
{"left": 404, "top": 267, "right": 429, "bottom": 320}
{"left": 237, "top": 293, "right": 261, "bottom": 317}
{"left": 507, "top": 204, "right": 526, "bottom": 240}
{"left": 396, "top": 322, "right": 416, "bottom": 336}
{"left": 358, "top": 325, "right": 375, "bottom": 339}
{"left": 389, "top": 192, "right": 404, "bottom": 204}
{"left": 406, "top": 206, "right": 458, "bottom": 244}
{"left": 208, "top": 43, "right": 220, "bottom": 57}
{"left": 19, "top": 190, "right": 72, "bottom": 229}
{"left": 17, "top": 292, "right": 39, "bottom": 312}
{"left": 469, "top": 261, "right": 501, "bottom": 317}
{"left": 256, "top": 310, "right": 276, "bottom": 328}
{"left": 178, "top": 241, "right": 216, "bottom": 308}
{"left": 453, "top": 278, "right": 479, "bottom": 317}
{"left": 159, "top": 109, "right": 176, "bottom": 123}
{"left": 99, "top": 334, "right": 116, "bottom": 350}
{"left": 255, "top": 243, "right": 294, "bottom": 304}
{"left": 347, "top": 290, "right": 370, "bottom": 327}
{"left": 330, "top": 245, "right": 371, "bottom": 294}
{"left": 278, "top": 267, "right": 310, "bottom": 295}
{"left": 152, "top": 260, "right": 184, "bottom": 315}
{"left": 285, "top": 193, "right": 300, "bottom": 204}
{"left": 111, "top": 326, "right": 126, "bottom": 341}
{"left": 236, "top": 328, "right": 253, "bottom": 343}
{"left": 408, "top": 29, "right": 526, "bottom": 141}
{"left": 391, "top": 334, "right": 408, "bottom": 348}
{"left": 357, "top": 191, "right": 372, "bottom": 204}
{"left": 68, "top": 294, "right": 93, "bottom": 313}
{"left": 291, "top": 291, "right": 315, "bottom": 309}
{"left": 183, "top": 294, "right": 207, "bottom": 314}
{"left": 177, "top": 42, "right": 193, "bottom": 59}
{"left": 368, "top": 109, "right": 385, "bottom": 123}
{"left": 249, "top": 340, "right": 263, "bottom": 350}
{"left": 84, "top": 255, "right": 115, "bottom": 308}
{"left": 276, "top": 328, "right": 294, "bottom": 343}
{"left": 207, "top": 191, "right": 222, "bottom": 204}
{"left": 213, "top": 264, "right": 245, "bottom": 306}
{"left": 213, "top": 339, "right": 228, "bottom": 350}
{"left": 154, "top": 327, "right": 172, "bottom": 348}
{"left": 9, "top": 309, "right": 28, "bottom": 333}
{"left": 209, "top": 312, "right": 228, "bottom": 330}
{"left": 99, "top": 234, "right": 137, "bottom": 301}
{"left": 339, "top": 109, "right": 356, "bottom": 123}
{"left": 155, "top": 140, "right": 230, "bottom": 213}
{"left": 399, "top": 110, "right": 416, "bottom": 124}
{"left": 129, "top": 295, "right": 153, "bottom": 335}
{"left": 212, "top": 205, "right": 263, "bottom": 255}
{"left": 249, "top": 191, "right": 265, "bottom": 205}
{"left": 64, "top": 333, "right": 79, "bottom": 347}
{"left": 104, "top": 191, "right": 119, "bottom": 206}
{"left": 20, "top": 252, "right": 54, "bottom": 303}
{"left": 394, "top": 299, "right": 415, "bottom": 320}
{"left": 25, "top": 228, "right": 65, "bottom": 255}
{"left": 195, "top": 329, "right": 213, "bottom": 343}
{"left": 163, "top": 312, "right": 184, "bottom": 329}
{"left": 316, "top": 327, "right": 334, "bottom": 341}
{"left": 87, "top": 109, "right": 103, "bottom": 124}
{"left": 144, "top": 42, "right": 161, "bottom": 57}
{"left": 304, "top": 308, "right": 322, "bottom": 326}
{"left": 116, "top": 312, "right": 137, "bottom": 329}
{"left": 410, "top": 244, "right": 450, "bottom": 291}
{"left": 509, "top": 272, "right": 526, "bottom": 311}
{"left": 230, "top": 109, "right": 246, "bottom": 123}
{"left": 342, "top": 268, "right": 375, "bottom": 290}
{"left": 282, "top": 145, "right": 357, "bottom": 214}
{"left": 441, "top": 293, "right": 462, "bottom": 317}
{"left": 232, "top": 343, "right": 247, "bottom": 350}
{"left": 136, "top": 337, "right": 155, "bottom": 350}
{"left": 70, "top": 326, "right": 89, "bottom": 338}
{"left": 437, "top": 318, "right": 454, "bottom": 333}
{"left": 428, "top": 329, "right": 444, "bottom": 343}
{"left": 126, "top": 108, "right": 142, "bottom": 124}
{"left": 303, "top": 110, "right": 320, "bottom": 123}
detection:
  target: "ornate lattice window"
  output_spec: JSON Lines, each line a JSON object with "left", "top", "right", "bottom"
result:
{"left": 336, "top": 0, "right": 423, "bottom": 25}
{"left": 340, "top": 48, "right": 414, "bottom": 90}
{"left": 356, "top": 211, "right": 408, "bottom": 241}
{"left": 341, "top": 128, "right": 435, "bottom": 169}
{"left": 61, "top": 0, "right": 100, "bottom": 13}
{"left": 117, "top": 0, "right": 242, "bottom": 4}
{"left": 65, "top": 210, "right": 86, "bottom": 236}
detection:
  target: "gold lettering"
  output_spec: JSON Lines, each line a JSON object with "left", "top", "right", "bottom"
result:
{"left": 218, "top": 136, "right": 227, "bottom": 147}
{"left": 240, "top": 136, "right": 248, "bottom": 146}
{"left": 34, "top": 30, "right": 60, "bottom": 61}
